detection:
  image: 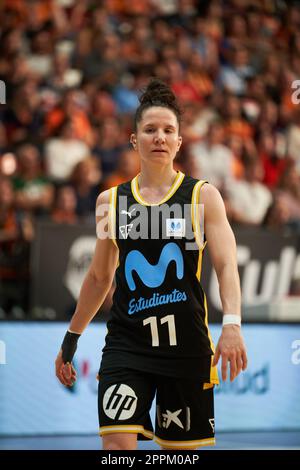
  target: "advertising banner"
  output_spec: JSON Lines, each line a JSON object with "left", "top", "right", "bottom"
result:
{"left": 0, "top": 323, "right": 300, "bottom": 435}
{"left": 30, "top": 223, "right": 300, "bottom": 322}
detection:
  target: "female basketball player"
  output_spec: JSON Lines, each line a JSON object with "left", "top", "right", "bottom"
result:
{"left": 55, "top": 79, "right": 247, "bottom": 450}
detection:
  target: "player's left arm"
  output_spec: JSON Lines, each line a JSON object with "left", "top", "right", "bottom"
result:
{"left": 201, "top": 183, "right": 248, "bottom": 382}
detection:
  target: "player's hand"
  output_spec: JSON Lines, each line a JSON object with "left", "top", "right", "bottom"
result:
{"left": 55, "top": 349, "right": 77, "bottom": 387}
{"left": 212, "top": 325, "right": 247, "bottom": 382}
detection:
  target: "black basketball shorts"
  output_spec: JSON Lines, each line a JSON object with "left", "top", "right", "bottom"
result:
{"left": 98, "top": 367, "right": 215, "bottom": 449}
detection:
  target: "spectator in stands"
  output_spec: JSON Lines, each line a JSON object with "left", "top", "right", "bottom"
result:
{"left": 274, "top": 162, "right": 300, "bottom": 230}
{"left": 226, "top": 158, "right": 272, "bottom": 225}
{"left": 286, "top": 109, "right": 300, "bottom": 174}
{"left": 112, "top": 77, "right": 141, "bottom": 115}
{"left": 225, "top": 135, "right": 245, "bottom": 181}
{"left": 0, "top": 176, "right": 33, "bottom": 318}
{"left": 26, "top": 28, "right": 54, "bottom": 78}
{"left": 102, "top": 148, "right": 140, "bottom": 190}
{"left": 257, "top": 98, "right": 280, "bottom": 135}
{"left": 180, "top": 98, "right": 219, "bottom": 144}
{"left": 45, "top": 89, "right": 93, "bottom": 146}
{"left": 219, "top": 45, "right": 254, "bottom": 96}
{"left": 0, "top": 123, "right": 9, "bottom": 155}
{"left": 51, "top": 185, "right": 78, "bottom": 225}
{"left": 91, "top": 90, "right": 117, "bottom": 126}
{"left": 262, "top": 53, "right": 281, "bottom": 101}
{"left": 45, "top": 118, "right": 90, "bottom": 183}
{"left": 71, "top": 28, "right": 94, "bottom": 71}
{"left": 71, "top": 157, "right": 102, "bottom": 219}
{"left": 186, "top": 51, "right": 214, "bottom": 100}
{"left": 45, "top": 51, "right": 82, "bottom": 93}
{"left": 192, "top": 15, "right": 220, "bottom": 74}
{"left": 167, "top": 59, "right": 202, "bottom": 104}
{"left": 222, "top": 93, "right": 253, "bottom": 140}
{"left": 93, "top": 117, "right": 128, "bottom": 178}
{"left": 79, "top": 32, "right": 125, "bottom": 84}
{"left": 13, "top": 143, "right": 54, "bottom": 216}
{"left": 2, "top": 79, "right": 43, "bottom": 145}
{"left": 263, "top": 193, "right": 294, "bottom": 232}
{"left": 189, "top": 120, "right": 234, "bottom": 190}
{"left": 258, "top": 131, "right": 287, "bottom": 189}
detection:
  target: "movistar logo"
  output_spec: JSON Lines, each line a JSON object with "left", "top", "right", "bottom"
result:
{"left": 125, "top": 242, "right": 184, "bottom": 291}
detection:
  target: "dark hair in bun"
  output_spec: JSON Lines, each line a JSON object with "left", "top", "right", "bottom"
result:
{"left": 134, "top": 78, "right": 182, "bottom": 130}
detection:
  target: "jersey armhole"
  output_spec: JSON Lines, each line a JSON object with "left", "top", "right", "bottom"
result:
{"left": 191, "top": 180, "right": 208, "bottom": 249}
{"left": 108, "top": 186, "right": 118, "bottom": 249}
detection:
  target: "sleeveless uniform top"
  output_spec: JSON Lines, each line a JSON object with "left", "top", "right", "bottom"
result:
{"left": 100, "top": 171, "right": 219, "bottom": 383}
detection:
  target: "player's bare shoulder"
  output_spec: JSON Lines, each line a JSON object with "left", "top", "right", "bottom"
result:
{"left": 95, "top": 188, "right": 119, "bottom": 247}
{"left": 96, "top": 189, "right": 111, "bottom": 208}
{"left": 200, "top": 183, "right": 227, "bottom": 223}
{"left": 96, "top": 189, "right": 113, "bottom": 222}
{"left": 200, "top": 183, "right": 222, "bottom": 205}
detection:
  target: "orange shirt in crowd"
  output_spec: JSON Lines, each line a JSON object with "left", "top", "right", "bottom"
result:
{"left": 225, "top": 119, "right": 254, "bottom": 140}
{"left": 45, "top": 108, "right": 94, "bottom": 146}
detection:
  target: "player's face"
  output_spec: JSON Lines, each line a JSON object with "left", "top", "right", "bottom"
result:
{"left": 132, "top": 107, "right": 182, "bottom": 166}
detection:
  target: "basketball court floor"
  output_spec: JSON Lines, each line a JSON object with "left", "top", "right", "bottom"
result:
{"left": 1, "top": 431, "right": 299, "bottom": 450}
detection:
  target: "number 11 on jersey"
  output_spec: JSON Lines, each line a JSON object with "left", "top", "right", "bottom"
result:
{"left": 143, "top": 315, "right": 177, "bottom": 347}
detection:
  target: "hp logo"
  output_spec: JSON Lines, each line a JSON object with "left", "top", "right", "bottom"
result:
{"left": 103, "top": 384, "right": 137, "bottom": 420}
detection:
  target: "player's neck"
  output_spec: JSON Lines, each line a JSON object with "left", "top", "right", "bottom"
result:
{"left": 138, "top": 166, "right": 178, "bottom": 189}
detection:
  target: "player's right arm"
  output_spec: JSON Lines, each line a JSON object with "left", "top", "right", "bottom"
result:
{"left": 68, "top": 189, "right": 119, "bottom": 333}
{"left": 55, "top": 189, "right": 119, "bottom": 386}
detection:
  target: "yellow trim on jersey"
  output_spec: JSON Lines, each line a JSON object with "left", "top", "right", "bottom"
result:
{"left": 191, "top": 180, "right": 219, "bottom": 385}
{"left": 203, "top": 382, "right": 214, "bottom": 390}
{"left": 108, "top": 186, "right": 118, "bottom": 248}
{"left": 204, "top": 294, "right": 219, "bottom": 384}
{"left": 191, "top": 180, "right": 206, "bottom": 251}
{"left": 154, "top": 436, "right": 215, "bottom": 449}
{"left": 99, "top": 425, "right": 153, "bottom": 440}
{"left": 131, "top": 171, "right": 185, "bottom": 206}
{"left": 191, "top": 180, "right": 207, "bottom": 282}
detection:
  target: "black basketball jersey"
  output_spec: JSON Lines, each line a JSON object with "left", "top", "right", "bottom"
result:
{"left": 100, "top": 171, "right": 219, "bottom": 383}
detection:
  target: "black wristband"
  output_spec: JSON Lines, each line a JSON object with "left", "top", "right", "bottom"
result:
{"left": 61, "top": 331, "right": 81, "bottom": 364}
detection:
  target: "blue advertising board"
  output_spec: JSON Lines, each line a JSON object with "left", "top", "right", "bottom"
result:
{"left": 0, "top": 323, "right": 300, "bottom": 435}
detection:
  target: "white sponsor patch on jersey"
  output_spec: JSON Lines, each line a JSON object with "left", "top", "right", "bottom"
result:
{"left": 166, "top": 219, "right": 186, "bottom": 237}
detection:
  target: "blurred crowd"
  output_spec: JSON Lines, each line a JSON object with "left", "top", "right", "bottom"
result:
{"left": 1, "top": 0, "right": 300, "bottom": 317}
